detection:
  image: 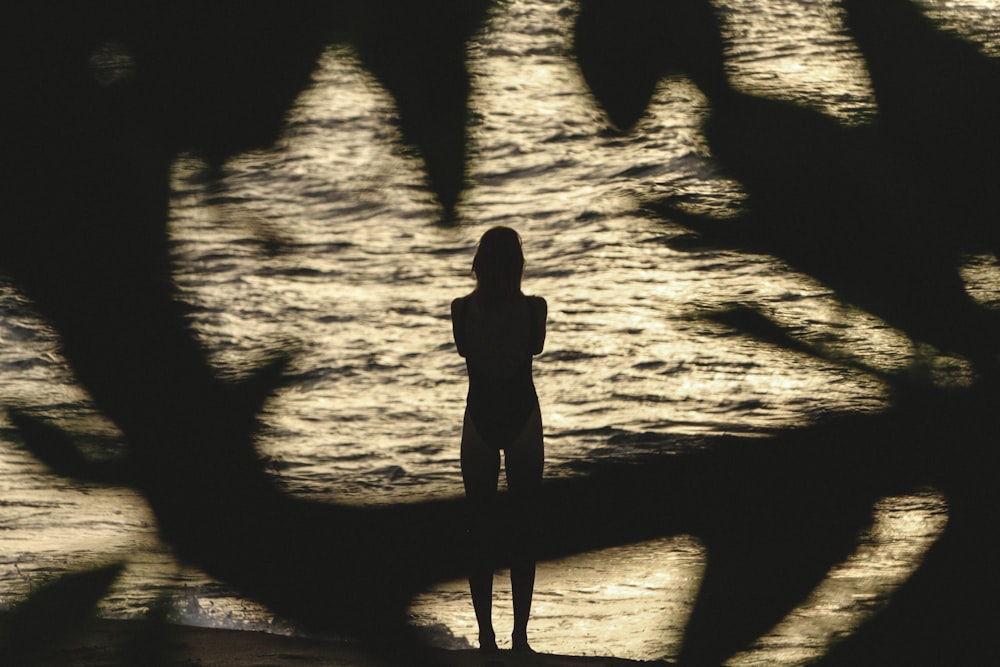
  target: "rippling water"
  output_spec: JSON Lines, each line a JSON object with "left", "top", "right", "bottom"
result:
{"left": 1, "top": 0, "right": 997, "bottom": 662}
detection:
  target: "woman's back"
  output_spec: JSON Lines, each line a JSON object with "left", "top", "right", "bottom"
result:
{"left": 453, "top": 292, "right": 546, "bottom": 450}
{"left": 457, "top": 294, "right": 544, "bottom": 379}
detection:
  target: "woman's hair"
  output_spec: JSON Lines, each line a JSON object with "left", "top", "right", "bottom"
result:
{"left": 472, "top": 226, "right": 524, "bottom": 308}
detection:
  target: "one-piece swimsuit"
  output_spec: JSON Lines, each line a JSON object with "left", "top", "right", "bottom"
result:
{"left": 458, "top": 297, "right": 539, "bottom": 450}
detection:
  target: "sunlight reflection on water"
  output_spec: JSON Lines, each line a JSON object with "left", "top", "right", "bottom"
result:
{"left": 410, "top": 535, "right": 707, "bottom": 656}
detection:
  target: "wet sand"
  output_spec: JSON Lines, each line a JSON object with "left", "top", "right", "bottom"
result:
{"left": 24, "top": 618, "right": 673, "bottom": 666}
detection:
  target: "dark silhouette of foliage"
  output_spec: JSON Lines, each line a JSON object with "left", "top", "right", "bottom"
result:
{"left": 2, "top": 0, "right": 1000, "bottom": 665}
{"left": 345, "top": 0, "right": 492, "bottom": 214}
{"left": 578, "top": 0, "right": 1000, "bottom": 374}
{"left": 0, "top": 563, "right": 124, "bottom": 663}
{"left": 575, "top": 0, "right": 1000, "bottom": 663}
{"left": 0, "top": 565, "right": 192, "bottom": 666}
{"left": 574, "top": 0, "right": 729, "bottom": 130}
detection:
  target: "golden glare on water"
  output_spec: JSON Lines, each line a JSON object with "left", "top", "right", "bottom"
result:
{"left": 715, "top": 0, "right": 876, "bottom": 120}
{"left": 410, "top": 535, "right": 708, "bottom": 657}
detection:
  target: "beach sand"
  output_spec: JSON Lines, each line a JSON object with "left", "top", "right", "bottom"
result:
{"left": 22, "top": 618, "right": 674, "bottom": 666}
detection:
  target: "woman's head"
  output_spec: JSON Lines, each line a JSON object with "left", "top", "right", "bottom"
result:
{"left": 472, "top": 226, "right": 524, "bottom": 306}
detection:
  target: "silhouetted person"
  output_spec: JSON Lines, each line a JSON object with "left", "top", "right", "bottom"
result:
{"left": 451, "top": 226, "right": 547, "bottom": 653}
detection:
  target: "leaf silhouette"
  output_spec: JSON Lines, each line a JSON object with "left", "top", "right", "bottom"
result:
{"left": 346, "top": 0, "right": 494, "bottom": 214}
{"left": 8, "top": 410, "right": 130, "bottom": 485}
{"left": 587, "top": 0, "right": 1000, "bottom": 371}
{"left": 575, "top": 0, "right": 1000, "bottom": 662}
{"left": 1, "top": 563, "right": 124, "bottom": 663}
{"left": 574, "top": 0, "right": 728, "bottom": 131}
{"left": 842, "top": 0, "right": 1000, "bottom": 256}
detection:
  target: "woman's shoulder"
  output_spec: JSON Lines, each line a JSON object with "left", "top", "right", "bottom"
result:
{"left": 526, "top": 295, "right": 547, "bottom": 325}
{"left": 451, "top": 293, "right": 475, "bottom": 317}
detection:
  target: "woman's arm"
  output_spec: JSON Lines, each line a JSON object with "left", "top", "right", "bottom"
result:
{"left": 451, "top": 297, "right": 468, "bottom": 357}
{"left": 529, "top": 295, "right": 547, "bottom": 355}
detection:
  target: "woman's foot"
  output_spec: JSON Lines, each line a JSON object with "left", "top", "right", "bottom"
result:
{"left": 479, "top": 631, "right": 498, "bottom": 653}
{"left": 511, "top": 631, "right": 534, "bottom": 653}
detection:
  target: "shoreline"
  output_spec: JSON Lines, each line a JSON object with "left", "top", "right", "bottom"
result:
{"left": 20, "top": 617, "right": 675, "bottom": 666}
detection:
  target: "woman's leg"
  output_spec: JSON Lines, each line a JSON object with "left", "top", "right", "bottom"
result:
{"left": 460, "top": 410, "right": 501, "bottom": 651}
{"left": 504, "top": 407, "right": 544, "bottom": 651}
